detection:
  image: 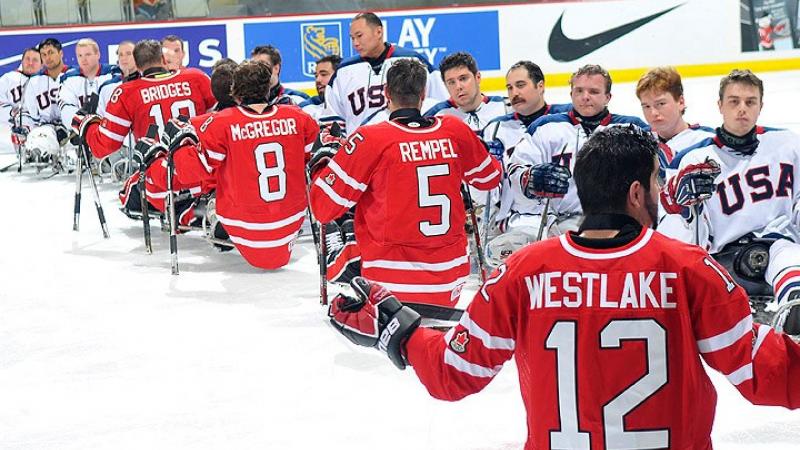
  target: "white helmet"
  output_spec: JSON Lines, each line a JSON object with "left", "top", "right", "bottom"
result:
{"left": 24, "top": 125, "right": 60, "bottom": 159}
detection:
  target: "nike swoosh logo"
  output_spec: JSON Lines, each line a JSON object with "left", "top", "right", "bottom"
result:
{"left": 0, "top": 39, "right": 79, "bottom": 67}
{"left": 548, "top": 4, "right": 684, "bottom": 62}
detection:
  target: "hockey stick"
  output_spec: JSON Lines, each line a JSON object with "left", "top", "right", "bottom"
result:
{"left": 73, "top": 93, "right": 110, "bottom": 238}
{"left": 139, "top": 124, "right": 160, "bottom": 254}
{"left": 405, "top": 302, "right": 464, "bottom": 322}
{"left": 306, "top": 134, "right": 329, "bottom": 306}
{"left": 479, "top": 122, "right": 502, "bottom": 271}
{"left": 163, "top": 120, "right": 184, "bottom": 276}
{"left": 462, "top": 183, "right": 487, "bottom": 283}
{"left": 536, "top": 140, "right": 572, "bottom": 241}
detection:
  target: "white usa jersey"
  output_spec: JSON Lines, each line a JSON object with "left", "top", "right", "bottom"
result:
{"left": 359, "top": 98, "right": 441, "bottom": 127}
{"left": 0, "top": 70, "right": 31, "bottom": 125}
{"left": 321, "top": 44, "right": 448, "bottom": 134}
{"left": 97, "top": 73, "right": 124, "bottom": 118}
{"left": 59, "top": 64, "right": 120, "bottom": 125}
{"left": 661, "top": 127, "right": 800, "bottom": 253}
{"left": 422, "top": 95, "right": 509, "bottom": 131}
{"left": 21, "top": 66, "right": 71, "bottom": 127}
{"left": 508, "top": 111, "right": 650, "bottom": 216}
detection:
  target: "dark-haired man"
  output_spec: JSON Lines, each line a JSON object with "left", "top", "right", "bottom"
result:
{"left": 250, "top": 45, "right": 310, "bottom": 105}
{"left": 299, "top": 54, "right": 342, "bottom": 121}
{"left": 310, "top": 59, "right": 500, "bottom": 306}
{"left": 321, "top": 12, "right": 448, "bottom": 134}
{"left": 21, "top": 38, "right": 71, "bottom": 129}
{"left": 661, "top": 69, "right": 800, "bottom": 334}
{"left": 328, "top": 125, "right": 800, "bottom": 450}
{"left": 161, "top": 35, "right": 185, "bottom": 71}
{"left": 423, "top": 52, "right": 508, "bottom": 131}
{"left": 195, "top": 61, "right": 318, "bottom": 268}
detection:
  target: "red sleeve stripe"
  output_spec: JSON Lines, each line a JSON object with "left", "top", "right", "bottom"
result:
{"left": 104, "top": 112, "right": 131, "bottom": 127}
{"left": 375, "top": 275, "right": 470, "bottom": 294}
{"left": 444, "top": 348, "right": 502, "bottom": 378}
{"left": 217, "top": 210, "right": 306, "bottom": 231}
{"left": 696, "top": 315, "right": 752, "bottom": 353}
{"left": 314, "top": 177, "right": 356, "bottom": 208}
{"left": 229, "top": 231, "right": 299, "bottom": 249}
{"left": 725, "top": 363, "right": 753, "bottom": 386}
{"left": 361, "top": 254, "right": 468, "bottom": 272}
{"left": 460, "top": 312, "right": 515, "bottom": 350}
{"left": 464, "top": 155, "right": 493, "bottom": 176}
{"left": 206, "top": 149, "right": 225, "bottom": 161}
{"left": 328, "top": 160, "right": 367, "bottom": 191}
{"left": 99, "top": 126, "right": 126, "bottom": 142}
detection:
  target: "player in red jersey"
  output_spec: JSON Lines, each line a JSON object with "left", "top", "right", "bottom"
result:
{"left": 72, "top": 39, "right": 215, "bottom": 160}
{"left": 310, "top": 59, "right": 501, "bottom": 306}
{"left": 192, "top": 61, "right": 318, "bottom": 269}
{"left": 329, "top": 126, "right": 800, "bottom": 449}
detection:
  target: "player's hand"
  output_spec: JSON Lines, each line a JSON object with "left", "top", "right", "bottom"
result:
{"left": 133, "top": 136, "right": 168, "bottom": 168}
{"left": 319, "top": 123, "right": 346, "bottom": 149}
{"left": 329, "top": 277, "right": 421, "bottom": 370}
{"left": 10, "top": 125, "right": 29, "bottom": 146}
{"left": 520, "top": 163, "right": 571, "bottom": 199}
{"left": 307, "top": 146, "right": 337, "bottom": 179}
{"left": 485, "top": 139, "right": 505, "bottom": 161}
{"left": 162, "top": 117, "right": 198, "bottom": 151}
{"left": 661, "top": 158, "right": 721, "bottom": 215}
{"left": 70, "top": 110, "right": 101, "bottom": 141}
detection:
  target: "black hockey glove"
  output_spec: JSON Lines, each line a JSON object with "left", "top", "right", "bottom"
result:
{"left": 520, "top": 162, "right": 571, "bottom": 199}
{"left": 133, "top": 136, "right": 168, "bottom": 169}
{"left": 307, "top": 146, "right": 338, "bottom": 179}
{"left": 329, "top": 277, "right": 421, "bottom": 370}
{"left": 10, "top": 125, "right": 29, "bottom": 146}
{"left": 162, "top": 116, "right": 199, "bottom": 152}
{"left": 70, "top": 110, "right": 101, "bottom": 142}
{"left": 54, "top": 124, "right": 70, "bottom": 147}
{"left": 485, "top": 138, "right": 505, "bottom": 161}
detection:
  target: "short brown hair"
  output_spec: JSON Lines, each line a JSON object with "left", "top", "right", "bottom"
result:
{"left": 133, "top": 39, "right": 163, "bottom": 68}
{"left": 570, "top": 64, "right": 612, "bottom": 94}
{"left": 212, "top": 60, "right": 237, "bottom": 108}
{"left": 636, "top": 66, "right": 683, "bottom": 101}
{"left": 251, "top": 45, "right": 281, "bottom": 65}
{"left": 231, "top": 61, "right": 272, "bottom": 105}
{"left": 719, "top": 69, "right": 763, "bottom": 101}
{"left": 386, "top": 59, "right": 427, "bottom": 108}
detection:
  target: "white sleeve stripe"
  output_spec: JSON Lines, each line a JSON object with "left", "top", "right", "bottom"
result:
{"left": 464, "top": 155, "right": 492, "bottom": 176}
{"left": 229, "top": 231, "right": 298, "bottom": 249}
{"left": 461, "top": 312, "right": 515, "bottom": 350}
{"left": 752, "top": 324, "right": 770, "bottom": 358}
{"left": 217, "top": 211, "right": 305, "bottom": 230}
{"left": 99, "top": 126, "right": 125, "bottom": 142}
{"left": 328, "top": 160, "right": 367, "bottom": 191}
{"left": 314, "top": 177, "right": 356, "bottom": 208}
{"left": 697, "top": 315, "right": 752, "bottom": 353}
{"left": 104, "top": 112, "right": 132, "bottom": 127}
{"left": 304, "top": 143, "right": 314, "bottom": 153}
{"left": 206, "top": 149, "right": 225, "bottom": 161}
{"left": 443, "top": 348, "right": 501, "bottom": 378}
{"left": 725, "top": 363, "right": 753, "bottom": 386}
{"left": 370, "top": 276, "right": 470, "bottom": 294}
{"left": 470, "top": 170, "right": 500, "bottom": 185}
{"left": 361, "top": 254, "right": 468, "bottom": 272}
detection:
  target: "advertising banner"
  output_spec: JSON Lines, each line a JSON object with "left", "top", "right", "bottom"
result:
{"left": 0, "top": 24, "right": 227, "bottom": 75}
{"left": 243, "top": 10, "right": 501, "bottom": 83}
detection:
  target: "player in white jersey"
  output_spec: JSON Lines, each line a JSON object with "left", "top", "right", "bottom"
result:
{"left": 298, "top": 54, "right": 341, "bottom": 121}
{"left": 422, "top": 52, "right": 509, "bottom": 131}
{"left": 58, "top": 39, "right": 120, "bottom": 126}
{"left": 481, "top": 61, "right": 571, "bottom": 239}
{"left": 97, "top": 40, "right": 136, "bottom": 117}
{"left": 489, "top": 65, "right": 649, "bottom": 264}
{"left": 660, "top": 69, "right": 800, "bottom": 334}
{"left": 0, "top": 48, "right": 40, "bottom": 125}
{"left": 321, "top": 12, "right": 448, "bottom": 134}
{"left": 250, "top": 45, "right": 310, "bottom": 105}
{"left": 21, "top": 38, "right": 71, "bottom": 128}
{"left": 635, "top": 66, "right": 715, "bottom": 240}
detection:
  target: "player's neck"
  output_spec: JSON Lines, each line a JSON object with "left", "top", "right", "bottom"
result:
{"left": 517, "top": 99, "right": 545, "bottom": 117}
{"left": 658, "top": 120, "right": 688, "bottom": 141}
{"left": 47, "top": 63, "right": 64, "bottom": 79}
{"left": 460, "top": 94, "right": 483, "bottom": 113}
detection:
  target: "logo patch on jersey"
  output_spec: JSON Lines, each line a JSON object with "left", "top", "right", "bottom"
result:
{"left": 325, "top": 173, "right": 336, "bottom": 186}
{"left": 449, "top": 331, "right": 470, "bottom": 354}
{"left": 301, "top": 23, "right": 342, "bottom": 78}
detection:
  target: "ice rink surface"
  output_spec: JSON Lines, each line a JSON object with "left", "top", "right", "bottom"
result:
{"left": 1, "top": 71, "right": 799, "bottom": 449}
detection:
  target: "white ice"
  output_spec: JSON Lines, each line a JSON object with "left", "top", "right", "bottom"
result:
{"left": 1, "top": 71, "right": 799, "bottom": 450}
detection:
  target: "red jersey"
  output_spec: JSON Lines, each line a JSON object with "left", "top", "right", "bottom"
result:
{"left": 407, "top": 228, "right": 800, "bottom": 449}
{"left": 86, "top": 68, "right": 215, "bottom": 159}
{"left": 310, "top": 114, "right": 501, "bottom": 305}
{"left": 198, "top": 105, "right": 318, "bottom": 269}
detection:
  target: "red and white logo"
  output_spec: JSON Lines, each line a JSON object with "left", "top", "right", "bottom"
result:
{"left": 449, "top": 331, "right": 469, "bottom": 354}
